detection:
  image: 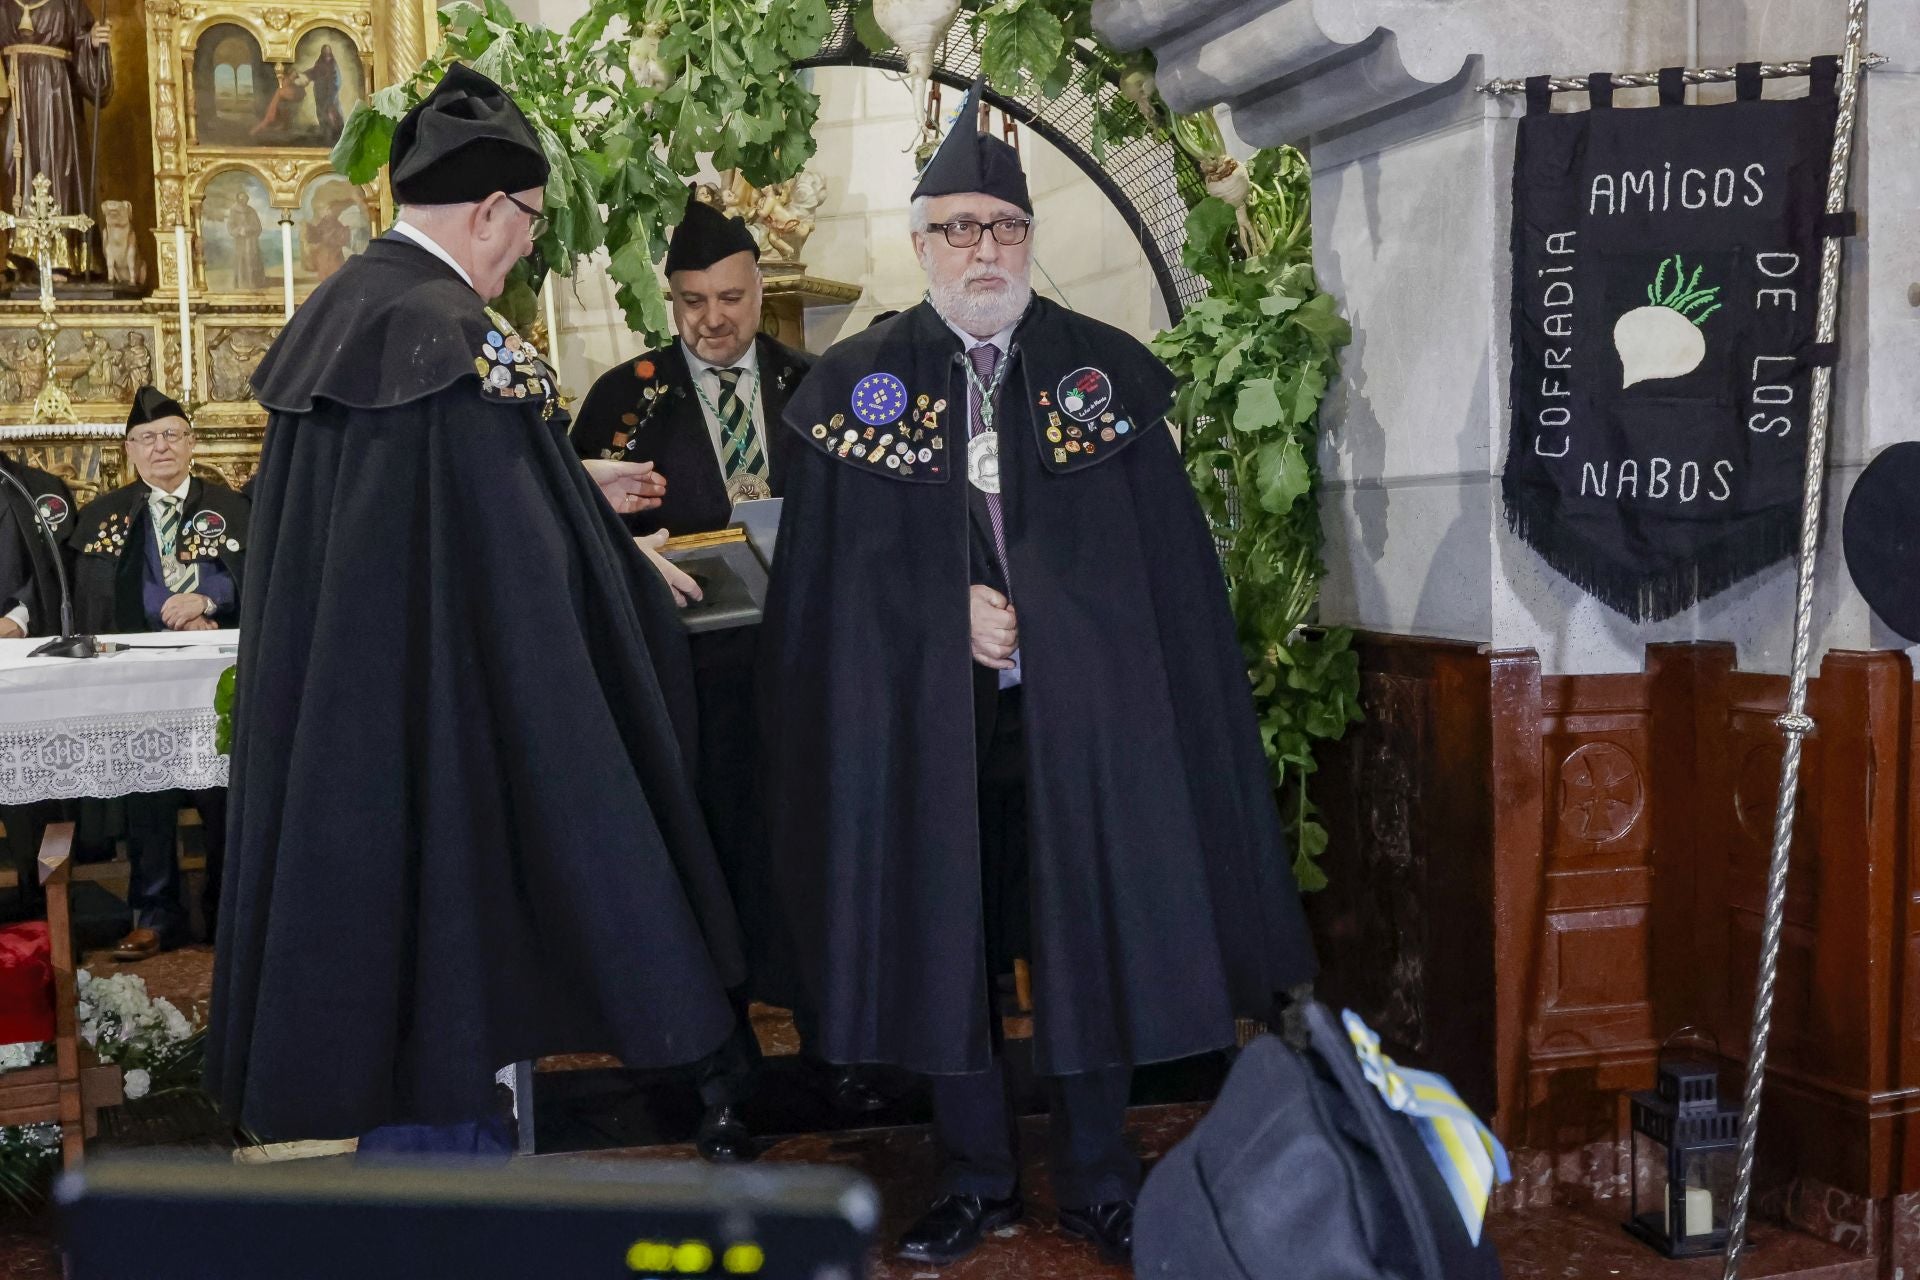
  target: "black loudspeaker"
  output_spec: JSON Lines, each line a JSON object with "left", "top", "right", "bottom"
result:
{"left": 58, "top": 1155, "right": 878, "bottom": 1280}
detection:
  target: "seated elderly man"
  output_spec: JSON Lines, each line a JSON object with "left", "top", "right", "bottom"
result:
{"left": 67, "top": 388, "right": 246, "bottom": 959}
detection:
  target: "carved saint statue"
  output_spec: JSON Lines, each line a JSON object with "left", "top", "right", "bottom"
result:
{"left": 0, "top": 0, "right": 111, "bottom": 275}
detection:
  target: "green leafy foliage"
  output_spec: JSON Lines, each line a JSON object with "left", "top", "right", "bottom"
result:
{"left": 329, "top": 0, "right": 825, "bottom": 341}
{"left": 1153, "top": 146, "right": 1361, "bottom": 889}
{"left": 213, "top": 662, "right": 235, "bottom": 756}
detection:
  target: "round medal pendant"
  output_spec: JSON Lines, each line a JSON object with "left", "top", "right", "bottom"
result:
{"left": 727, "top": 472, "right": 773, "bottom": 503}
{"left": 967, "top": 432, "right": 1001, "bottom": 494}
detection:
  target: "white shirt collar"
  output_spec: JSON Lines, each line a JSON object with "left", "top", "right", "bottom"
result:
{"left": 940, "top": 310, "right": 1016, "bottom": 356}
{"left": 680, "top": 336, "right": 760, "bottom": 384}
{"left": 391, "top": 221, "right": 476, "bottom": 290}
{"left": 146, "top": 475, "right": 192, "bottom": 506}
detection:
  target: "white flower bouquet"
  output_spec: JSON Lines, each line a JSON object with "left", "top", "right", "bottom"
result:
{"left": 0, "top": 969, "right": 205, "bottom": 1209}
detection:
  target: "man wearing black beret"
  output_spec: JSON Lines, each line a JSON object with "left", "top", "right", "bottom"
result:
{"left": 67, "top": 387, "right": 243, "bottom": 961}
{"left": 571, "top": 186, "right": 887, "bottom": 1162}
{"left": 209, "top": 65, "right": 747, "bottom": 1153}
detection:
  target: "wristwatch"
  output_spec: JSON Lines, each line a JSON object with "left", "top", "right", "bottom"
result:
{"left": 200, "top": 595, "right": 217, "bottom": 618}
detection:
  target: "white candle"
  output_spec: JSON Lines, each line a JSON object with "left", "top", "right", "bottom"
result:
{"left": 173, "top": 223, "right": 193, "bottom": 402}
{"left": 279, "top": 216, "right": 295, "bottom": 320}
{"left": 1664, "top": 1185, "right": 1714, "bottom": 1238}
{"left": 542, "top": 275, "right": 560, "bottom": 370}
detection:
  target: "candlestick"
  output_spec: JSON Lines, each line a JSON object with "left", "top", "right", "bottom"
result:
{"left": 280, "top": 216, "right": 295, "bottom": 321}
{"left": 543, "top": 274, "right": 560, "bottom": 372}
{"left": 173, "top": 224, "right": 193, "bottom": 402}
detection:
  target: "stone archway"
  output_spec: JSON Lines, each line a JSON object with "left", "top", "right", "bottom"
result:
{"left": 798, "top": 6, "right": 1206, "bottom": 322}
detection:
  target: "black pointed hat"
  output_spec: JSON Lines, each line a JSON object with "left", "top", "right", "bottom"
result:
{"left": 663, "top": 184, "right": 760, "bottom": 275}
{"left": 911, "top": 77, "right": 1031, "bottom": 213}
{"left": 389, "top": 64, "right": 550, "bottom": 205}
{"left": 126, "top": 385, "right": 188, "bottom": 433}
{"left": 1844, "top": 441, "right": 1920, "bottom": 643}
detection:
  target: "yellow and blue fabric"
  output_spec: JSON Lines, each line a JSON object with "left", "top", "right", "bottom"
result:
{"left": 1343, "top": 1009, "right": 1510, "bottom": 1245}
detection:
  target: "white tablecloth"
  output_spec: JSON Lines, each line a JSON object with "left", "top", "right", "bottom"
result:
{"left": 0, "top": 633, "right": 238, "bottom": 803}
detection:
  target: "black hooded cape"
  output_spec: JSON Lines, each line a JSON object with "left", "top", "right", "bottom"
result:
{"left": 207, "top": 235, "right": 745, "bottom": 1139}
{"left": 758, "top": 298, "right": 1316, "bottom": 1077}
{"left": 0, "top": 453, "right": 73, "bottom": 636}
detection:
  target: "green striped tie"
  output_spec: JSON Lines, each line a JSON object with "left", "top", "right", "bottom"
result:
{"left": 155, "top": 496, "right": 199, "bottom": 595}
{"left": 715, "top": 367, "right": 764, "bottom": 481}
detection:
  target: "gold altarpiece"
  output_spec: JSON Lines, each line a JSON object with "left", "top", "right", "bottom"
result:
{"left": 0, "top": 0, "right": 429, "bottom": 502}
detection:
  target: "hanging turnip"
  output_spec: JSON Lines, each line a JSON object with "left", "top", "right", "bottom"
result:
{"left": 627, "top": 20, "right": 674, "bottom": 91}
{"left": 875, "top": 0, "right": 962, "bottom": 145}
{"left": 1119, "top": 66, "right": 1160, "bottom": 124}
{"left": 1614, "top": 254, "right": 1722, "bottom": 388}
{"left": 1202, "top": 154, "right": 1266, "bottom": 257}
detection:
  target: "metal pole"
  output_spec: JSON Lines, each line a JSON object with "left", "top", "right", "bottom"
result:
{"left": 1722, "top": 2, "right": 1869, "bottom": 1275}
{"left": 1477, "top": 52, "right": 1885, "bottom": 96}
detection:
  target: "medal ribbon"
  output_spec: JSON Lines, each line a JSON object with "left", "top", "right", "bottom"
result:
{"left": 966, "top": 343, "right": 1011, "bottom": 580}
{"left": 1342, "top": 1010, "right": 1510, "bottom": 1245}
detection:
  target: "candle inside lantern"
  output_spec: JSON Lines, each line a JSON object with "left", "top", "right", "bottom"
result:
{"left": 173, "top": 223, "right": 193, "bottom": 402}
{"left": 280, "top": 216, "right": 295, "bottom": 321}
{"left": 1664, "top": 1185, "right": 1714, "bottom": 1238}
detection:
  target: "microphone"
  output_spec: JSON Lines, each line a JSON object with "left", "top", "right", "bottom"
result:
{"left": 0, "top": 460, "right": 98, "bottom": 659}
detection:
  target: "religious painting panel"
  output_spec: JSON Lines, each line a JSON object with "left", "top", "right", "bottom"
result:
{"left": 292, "top": 172, "right": 370, "bottom": 287}
{"left": 200, "top": 320, "right": 280, "bottom": 405}
{"left": 278, "top": 27, "right": 364, "bottom": 149}
{"left": 198, "top": 167, "right": 283, "bottom": 296}
{"left": 191, "top": 23, "right": 274, "bottom": 148}
{"left": 0, "top": 318, "right": 160, "bottom": 411}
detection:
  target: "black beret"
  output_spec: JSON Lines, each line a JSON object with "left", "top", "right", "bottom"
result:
{"left": 911, "top": 77, "right": 1031, "bottom": 214}
{"left": 390, "top": 64, "right": 549, "bottom": 206}
{"left": 126, "top": 384, "right": 188, "bottom": 433}
{"left": 664, "top": 185, "right": 760, "bottom": 275}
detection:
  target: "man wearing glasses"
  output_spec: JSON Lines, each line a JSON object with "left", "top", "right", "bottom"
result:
{"left": 209, "top": 65, "right": 746, "bottom": 1153}
{"left": 67, "top": 386, "right": 245, "bottom": 961}
{"left": 759, "top": 81, "right": 1318, "bottom": 1267}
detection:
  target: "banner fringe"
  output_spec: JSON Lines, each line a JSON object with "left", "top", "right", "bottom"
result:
{"left": 1502, "top": 478, "right": 1800, "bottom": 623}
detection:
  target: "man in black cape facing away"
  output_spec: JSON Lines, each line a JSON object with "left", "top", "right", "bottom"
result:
{"left": 759, "top": 81, "right": 1318, "bottom": 1267}
{"left": 208, "top": 64, "right": 746, "bottom": 1151}
{"left": 0, "top": 445, "right": 74, "bottom": 921}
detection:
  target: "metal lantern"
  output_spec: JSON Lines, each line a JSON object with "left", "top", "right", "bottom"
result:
{"left": 1627, "top": 1058, "right": 1740, "bottom": 1257}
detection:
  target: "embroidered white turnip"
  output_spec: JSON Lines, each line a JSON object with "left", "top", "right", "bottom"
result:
{"left": 1614, "top": 254, "right": 1723, "bottom": 388}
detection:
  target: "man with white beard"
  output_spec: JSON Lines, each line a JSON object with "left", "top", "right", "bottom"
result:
{"left": 757, "top": 81, "right": 1317, "bottom": 1270}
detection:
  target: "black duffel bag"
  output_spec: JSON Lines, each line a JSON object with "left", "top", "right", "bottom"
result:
{"left": 1136, "top": 1002, "right": 1505, "bottom": 1280}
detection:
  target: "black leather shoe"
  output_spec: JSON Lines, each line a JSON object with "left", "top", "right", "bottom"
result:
{"left": 1057, "top": 1200, "right": 1134, "bottom": 1266}
{"left": 895, "top": 1193, "right": 1023, "bottom": 1265}
{"left": 694, "top": 1103, "right": 759, "bottom": 1164}
{"left": 829, "top": 1067, "right": 890, "bottom": 1115}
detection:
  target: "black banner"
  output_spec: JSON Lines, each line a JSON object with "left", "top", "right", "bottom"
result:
{"left": 1504, "top": 61, "right": 1840, "bottom": 621}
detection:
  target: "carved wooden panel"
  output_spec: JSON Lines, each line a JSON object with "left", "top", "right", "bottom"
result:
{"left": 1310, "top": 633, "right": 1495, "bottom": 1115}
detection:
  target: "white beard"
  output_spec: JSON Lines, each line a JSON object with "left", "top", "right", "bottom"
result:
{"left": 930, "top": 274, "right": 1033, "bottom": 340}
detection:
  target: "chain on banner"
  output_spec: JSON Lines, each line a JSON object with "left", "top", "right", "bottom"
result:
{"left": 1503, "top": 59, "right": 1844, "bottom": 621}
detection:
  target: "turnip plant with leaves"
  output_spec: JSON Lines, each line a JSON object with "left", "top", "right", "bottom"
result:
{"left": 1614, "top": 253, "right": 1722, "bottom": 388}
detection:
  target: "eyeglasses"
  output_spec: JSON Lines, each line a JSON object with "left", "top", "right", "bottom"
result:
{"left": 127, "top": 428, "right": 191, "bottom": 448}
{"left": 502, "top": 193, "right": 550, "bottom": 239}
{"left": 926, "top": 217, "right": 1032, "bottom": 249}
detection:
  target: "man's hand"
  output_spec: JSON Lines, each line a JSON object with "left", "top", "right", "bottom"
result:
{"left": 970, "top": 585, "right": 1017, "bottom": 670}
{"left": 636, "top": 530, "right": 702, "bottom": 608}
{"left": 583, "top": 458, "right": 667, "bottom": 516}
{"left": 160, "top": 592, "right": 212, "bottom": 630}
{"left": 0, "top": 618, "right": 24, "bottom": 640}
{"left": 90, "top": 22, "right": 111, "bottom": 45}
{"left": 179, "top": 616, "right": 219, "bottom": 632}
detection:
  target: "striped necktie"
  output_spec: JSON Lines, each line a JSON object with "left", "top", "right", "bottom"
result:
{"left": 155, "top": 496, "right": 199, "bottom": 595}
{"left": 714, "top": 367, "right": 763, "bottom": 480}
